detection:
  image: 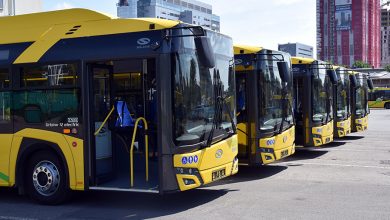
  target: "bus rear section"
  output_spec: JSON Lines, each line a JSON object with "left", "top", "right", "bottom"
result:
{"left": 292, "top": 57, "right": 337, "bottom": 147}
{"left": 0, "top": 9, "right": 238, "bottom": 204}
{"left": 333, "top": 66, "right": 352, "bottom": 138}
{"left": 234, "top": 45, "right": 295, "bottom": 165}
{"left": 350, "top": 72, "right": 371, "bottom": 132}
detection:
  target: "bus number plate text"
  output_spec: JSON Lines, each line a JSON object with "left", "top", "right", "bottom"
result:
{"left": 212, "top": 169, "right": 226, "bottom": 181}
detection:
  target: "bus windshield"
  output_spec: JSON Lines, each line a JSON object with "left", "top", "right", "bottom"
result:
{"left": 356, "top": 76, "right": 368, "bottom": 117}
{"left": 312, "top": 63, "right": 333, "bottom": 123}
{"left": 173, "top": 30, "right": 235, "bottom": 146}
{"left": 258, "top": 51, "right": 293, "bottom": 133}
{"left": 336, "top": 68, "right": 350, "bottom": 119}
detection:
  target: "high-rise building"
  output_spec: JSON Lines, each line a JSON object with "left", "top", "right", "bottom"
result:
{"left": 0, "top": 0, "right": 42, "bottom": 16}
{"left": 117, "top": 0, "right": 220, "bottom": 32}
{"left": 381, "top": 8, "right": 390, "bottom": 67}
{"left": 317, "top": 0, "right": 381, "bottom": 68}
{"left": 278, "top": 43, "right": 314, "bottom": 58}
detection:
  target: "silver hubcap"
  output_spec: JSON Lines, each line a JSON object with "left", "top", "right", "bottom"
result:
{"left": 32, "top": 161, "right": 60, "bottom": 197}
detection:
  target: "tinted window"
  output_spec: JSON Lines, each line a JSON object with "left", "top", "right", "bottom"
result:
{"left": 0, "top": 69, "right": 9, "bottom": 89}
{"left": 21, "top": 64, "right": 78, "bottom": 88}
{"left": 0, "top": 91, "right": 11, "bottom": 124}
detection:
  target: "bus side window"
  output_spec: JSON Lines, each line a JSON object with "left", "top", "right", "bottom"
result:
{"left": 0, "top": 69, "right": 11, "bottom": 124}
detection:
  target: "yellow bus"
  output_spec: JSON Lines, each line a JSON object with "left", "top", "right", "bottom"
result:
{"left": 349, "top": 71, "right": 373, "bottom": 132}
{"left": 369, "top": 88, "right": 390, "bottom": 109}
{"left": 292, "top": 57, "right": 338, "bottom": 147}
{"left": 0, "top": 9, "right": 239, "bottom": 204}
{"left": 234, "top": 45, "right": 295, "bottom": 165}
{"left": 332, "top": 66, "right": 352, "bottom": 138}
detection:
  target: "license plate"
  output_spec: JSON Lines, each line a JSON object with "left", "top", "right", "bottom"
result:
{"left": 281, "top": 149, "right": 289, "bottom": 158}
{"left": 212, "top": 169, "right": 226, "bottom": 181}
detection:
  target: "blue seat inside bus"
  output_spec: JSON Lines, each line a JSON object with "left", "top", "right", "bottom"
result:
{"left": 115, "top": 100, "right": 142, "bottom": 128}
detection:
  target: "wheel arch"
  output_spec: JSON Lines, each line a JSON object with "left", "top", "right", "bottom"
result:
{"left": 15, "top": 138, "right": 70, "bottom": 194}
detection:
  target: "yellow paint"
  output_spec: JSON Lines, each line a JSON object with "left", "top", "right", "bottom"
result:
{"left": 336, "top": 117, "right": 351, "bottom": 138}
{"left": 291, "top": 57, "right": 316, "bottom": 65}
{"left": 237, "top": 123, "right": 248, "bottom": 155}
{"left": 129, "top": 117, "right": 149, "bottom": 187}
{"left": 6, "top": 129, "right": 85, "bottom": 190}
{"left": 0, "top": 9, "right": 179, "bottom": 64}
{"left": 355, "top": 115, "right": 369, "bottom": 132}
{"left": 234, "top": 44, "right": 262, "bottom": 55}
{"left": 259, "top": 126, "right": 296, "bottom": 164}
{"left": 312, "top": 121, "right": 334, "bottom": 147}
{"left": 0, "top": 134, "right": 13, "bottom": 186}
{"left": 173, "top": 135, "right": 238, "bottom": 191}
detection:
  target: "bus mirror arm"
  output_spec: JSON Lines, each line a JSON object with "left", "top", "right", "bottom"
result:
{"left": 195, "top": 36, "right": 215, "bottom": 68}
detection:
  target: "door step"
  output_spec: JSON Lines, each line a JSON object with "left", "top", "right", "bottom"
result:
{"left": 89, "top": 186, "right": 159, "bottom": 193}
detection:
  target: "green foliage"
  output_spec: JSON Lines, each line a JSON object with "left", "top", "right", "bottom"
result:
{"left": 352, "top": 60, "right": 371, "bottom": 68}
{"left": 384, "top": 65, "right": 390, "bottom": 73}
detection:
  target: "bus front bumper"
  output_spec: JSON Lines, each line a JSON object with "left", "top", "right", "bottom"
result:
{"left": 336, "top": 118, "right": 351, "bottom": 138}
{"left": 355, "top": 116, "right": 368, "bottom": 132}
{"left": 312, "top": 122, "right": 334, "bottom": 147}
{"left": 173, "top": 135, "right": 239, "bottom": 191}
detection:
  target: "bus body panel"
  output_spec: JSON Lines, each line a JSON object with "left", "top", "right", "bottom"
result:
{"left": 336, "top": 117, "right": 351, "bottom": 138}
{"left": 0, "top": 134, "right": 13, "bottom": 186}
{"left": 259, "top": 126, "right": 295, "bottom": 164}
{"left": 7, "top": 129, "right": 84, "bottom": 190}
{"left": 173, "top": 135, "right": 239, "bottom": 191}
{"left": 355, "top": 115, "right": 368, "bottom": 132}
{"left": 312, "top": 121, "right": 334, "bottom": 147}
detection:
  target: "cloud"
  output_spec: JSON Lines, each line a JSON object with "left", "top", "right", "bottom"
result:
{"left": 54, "top": 2, "right": 75, "bottom": 10}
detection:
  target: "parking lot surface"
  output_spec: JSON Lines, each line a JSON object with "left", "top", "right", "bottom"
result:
{"left": 0, "top": 109, "right": 389, "bottom": 220}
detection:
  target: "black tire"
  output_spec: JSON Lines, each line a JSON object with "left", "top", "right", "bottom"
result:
{"left": 25, "top": 150, "right": 70, "bottom": 205}
{"left": 385, "top": 103, "right": 390, "bottom": 109}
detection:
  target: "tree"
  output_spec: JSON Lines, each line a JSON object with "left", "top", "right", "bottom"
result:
{"left": 352, "top": 60, "right": 371, "bottom": 68}
{"left": 384, "top": 65, "right": 390, "bottom": 73}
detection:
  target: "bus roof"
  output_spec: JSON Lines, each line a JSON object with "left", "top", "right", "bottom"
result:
{"left": 234, "top": 44, "right": 262, "bottom": 55}
{"left": 291, "top": 57, "right": 316, "bottom": 65}
{"left": 0, "top": 9, "right": 180, "bottom": 64}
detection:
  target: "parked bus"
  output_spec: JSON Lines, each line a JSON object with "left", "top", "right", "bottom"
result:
{"left": 292, "top": 57, "right": 338, "bottom": 147}
{"left": 369, "top": 88, "right": 390, "bottom": 109}
{"left": 349, "top": 71, "right": 373, "bottom": 132}
{"left": 234, "top": 45, "right": 295, "bottom": 165}
{"left": 0, "top": 9, "right": 239, "bottom": 204}
{"left": 332, "top": 66, "right": 352, "bottom": 138}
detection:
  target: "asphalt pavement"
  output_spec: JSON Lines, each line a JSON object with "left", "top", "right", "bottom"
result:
{"left": 0, "top": 109, "right": 389, "bottom": 220}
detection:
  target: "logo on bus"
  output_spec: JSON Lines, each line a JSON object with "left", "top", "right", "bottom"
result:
{"left": 137, "top": 38, "right": 151, "bottom": 46}
{"left": 215, "top": 149, "right": 223, "bottom": 159}
{"left": 235, "top": 59, "right": 243, "bottom": 65}
{"left": 266, "top": 139, "right": 275, "bottom": 146}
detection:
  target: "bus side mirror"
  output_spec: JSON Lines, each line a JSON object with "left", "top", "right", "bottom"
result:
{"left": 327, "top": 69, "right": 338, "bottom": 84}
{"left": 350, "top": 75, "right": 358, "bottom": 88}
{"left": 195, "top": 36, "right": 215, "bottom": 68}
{"left": 277, "top": 61, "right": 291, "bottom": 83}
{"left": 367, "top": 79, "right": 374, "bottom": 90}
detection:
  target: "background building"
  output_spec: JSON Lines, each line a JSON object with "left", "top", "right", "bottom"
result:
{"left": 117, "top": 0, "right": 220, "bottom": 32}
{"left": 381, "top": 7, "right": 390, "bottom": 67}
{"left": 317, "top": 0, "right": 381, "bottom": 67}
{"left": 278, "top": 43, "right": 314, "bottom": 58}
{"left": 0, "top": 0, "right": 42, "bottom": 16}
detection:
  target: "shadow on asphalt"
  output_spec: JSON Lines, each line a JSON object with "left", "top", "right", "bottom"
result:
{"left": 207, "top": 165, "right": 287, "bottom": 187}
{"left": 0, "top": 187, "right": 232, "bottom": 219}
{"left": 284, "top": 149, "right": 328, "bottom": 162}
{"left": 321, "top": 141, "right": 347, "bottom": 148}
{"left": 342, "top": 135, "right": 365, "bottom": 140}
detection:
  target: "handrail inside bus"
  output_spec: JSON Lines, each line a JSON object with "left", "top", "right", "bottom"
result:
{"left": 94, "top": 106, "right": 115, "bottom": 136}
{"left": 130, "top": 117, "right": 149, "bottom": 187}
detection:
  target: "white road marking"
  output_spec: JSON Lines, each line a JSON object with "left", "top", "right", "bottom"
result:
{"left": 280, "top": 162, "right": 390, "bottom": 170}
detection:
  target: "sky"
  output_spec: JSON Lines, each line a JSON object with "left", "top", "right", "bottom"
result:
{"left": 43, "top": 0, "right": 317, "bottom": 52}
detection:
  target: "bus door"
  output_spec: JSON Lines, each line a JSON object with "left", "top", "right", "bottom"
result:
{"left": 90, "top": 64, "right": 114, "bottom": 182}
{"left": 89, "top": 59, "right": 158, "bottom": 192}
{"left": 236, "top": 72, "right": 250, "bottom": 162}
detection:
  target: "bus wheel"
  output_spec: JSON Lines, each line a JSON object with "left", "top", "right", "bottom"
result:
{"left": 385, "top": 103, "right": 390, "bottom": 109}
{"left": 25, "top": 151, "right": 69, "bottom": 205}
